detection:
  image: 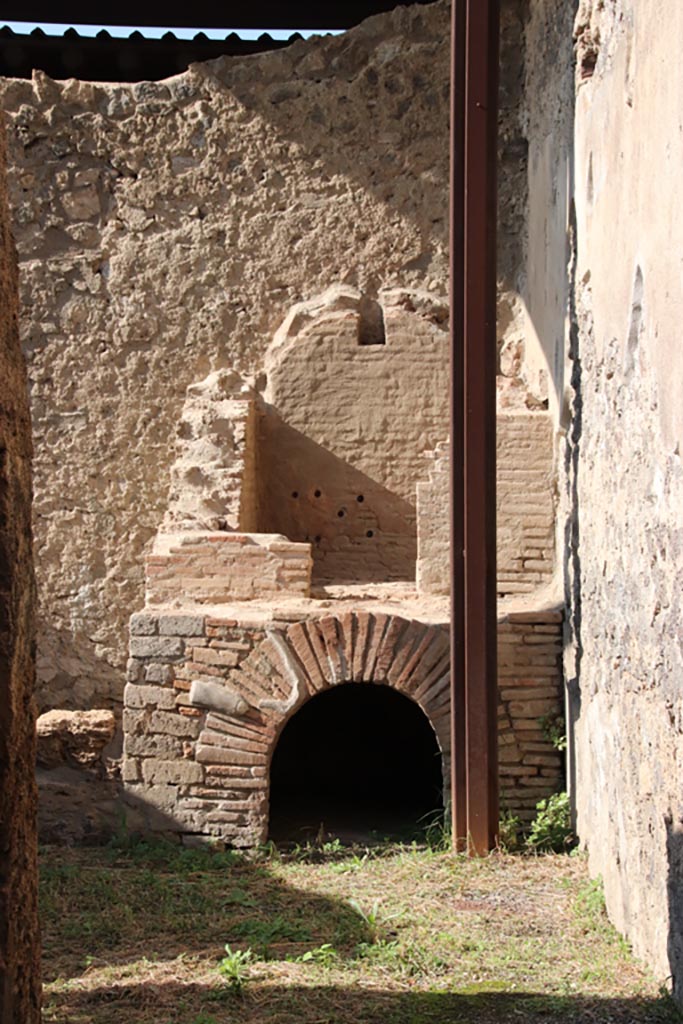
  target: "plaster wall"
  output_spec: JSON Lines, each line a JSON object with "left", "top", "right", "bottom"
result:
{"left": 0, "top": 0, "right": 522, "bottom": 711}
{"left": 568, "top": 0, "right": 683, "bottom": 996}
{"left": 523, "top": 0, "right": 576, "bottom": 424}
{"left": 0, "top": 115, "right": 41, "bottom": 1024}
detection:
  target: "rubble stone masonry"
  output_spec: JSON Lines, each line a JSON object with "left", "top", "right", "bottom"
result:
{"left": 0, "top": 0, "right": 536, "bottom": 709}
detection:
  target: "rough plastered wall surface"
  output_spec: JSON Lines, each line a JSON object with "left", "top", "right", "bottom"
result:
{"left": 523, "top": 0, "right": 576, "bottom": 424}
{"left": 0, "top": 0, "right": 532, "bottom": 711}
{"left": 0, "top": 116, "right": 41, "bottom": 1024}
{"left": 569, "top": 0, "right": 683, "bottom": 997}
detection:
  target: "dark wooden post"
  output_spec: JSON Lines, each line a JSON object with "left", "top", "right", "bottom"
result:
{"left": 450, "top": 0, "right": 500, "bottom": 855}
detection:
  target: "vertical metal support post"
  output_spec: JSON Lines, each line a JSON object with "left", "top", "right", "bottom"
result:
{"left": 450, "top": 0, "right": 500, "bottom": 855}
{"left": 449, "top": 0, "right": 467, "bottom": 853}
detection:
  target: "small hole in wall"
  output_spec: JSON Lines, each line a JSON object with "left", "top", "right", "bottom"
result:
{"left": 366, "top": 530, "right": 374, "bottom": 538}
{"left": 356, "top": 494, "right": 364, "bottom": 503}
{"left": 291, "top": 491, "right": 299, "bottom": 499}
{"left": 337, "top": 510, "right": 345, "bottom": 518}
{"left": 357, "top": 295, "right": 386, "bottom": 346}
{"left": 314, "top": 489, "right": 322, "bottom": 498}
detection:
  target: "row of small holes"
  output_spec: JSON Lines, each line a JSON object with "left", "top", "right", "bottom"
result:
{"left": 292, "top": 491, "right": 373, "bottom": 539}
{"left": 291, "top": 490, "right": 365, "bottom": 503}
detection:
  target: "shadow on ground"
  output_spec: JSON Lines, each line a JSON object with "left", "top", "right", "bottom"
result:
{"left": 40, "top": 842, "right": 371, "bottom": 985}
{"left": 44, "top": 979, "right": 680, "bottom": 1024}
{"left": 39, "top": 841, "right": 682, "bottom": 1024}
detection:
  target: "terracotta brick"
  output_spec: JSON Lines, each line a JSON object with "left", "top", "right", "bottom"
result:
{"left": 363, "top": 613, "right": 389, "bottom": 682}
{"left": 304, "top": 619, "right": 332, "bottom": 685}
{"left": 374, "top": 616, "right": 409, "bottom": 680}
{"left": 190, "top": 646, "right": 240, "bottom": 668}
{"left": 319, "top": 615, "right": 343, "bottom": 683}
{"left": 196, "top": 744, "right": 266, "bottom": 767}
{"left": 338, "top": 612, "right": 355, "bottom": 681}
{"left": 200, "top": 729, "right": 268, "bottom": 754}
{"left": 394, "top": 624, "right": 443, "bottom": 693}
{"left": 352, "top": 612, "right": 372, "bottom": 682}
{"left": 205, "top": 713, "right": 271, "bottom": 743}
{"left": 412, "top": 646, "right": 451, "bottom": 703}
{"left": 288, "top": 622, "right": 325, "bottom": 691}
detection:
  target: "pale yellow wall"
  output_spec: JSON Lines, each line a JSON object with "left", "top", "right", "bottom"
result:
{"left": 568, "top": 0, "right": 683, "bottom": 993}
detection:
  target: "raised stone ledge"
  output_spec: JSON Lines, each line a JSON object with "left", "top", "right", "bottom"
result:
{"left": 145, "top": 532, "right": 313, "bottom": 606}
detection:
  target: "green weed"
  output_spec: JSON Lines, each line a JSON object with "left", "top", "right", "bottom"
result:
{"left": 539, "top": 711, "right": 568, "bottom": 752}
{"left": 293, "top": 943, "right": 338, "bottom": 967}
{"left": 526, "top": 792, "right": 574, "bottom": 852}
{"left": 498, "top": 809, "right": 523, "bottom": 852}
{"left": 231, "top": 914, "right": 312, "bottom": 952}
{"left": 217, "top": 944, "right": 253, "bottom": 995}
{"left": 348, "top": 898, "right": 402, "bottom": 943}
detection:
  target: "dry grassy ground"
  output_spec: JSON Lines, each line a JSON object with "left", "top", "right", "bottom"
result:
{"left": 40, "top": 840, "right": 680, "bottom": 1024}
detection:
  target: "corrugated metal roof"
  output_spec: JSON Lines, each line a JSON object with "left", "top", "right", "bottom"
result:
{"left": 0, "top": 2, "right": 438, "bottom": 82}
{"left": 0, "top": 1, "right": 436, "bottom": 29}
{"left": 0, "top": 1, "right": 433, "bottom": 30}
{"left": 0, "top": 25, "right": 303, "bottom": 80}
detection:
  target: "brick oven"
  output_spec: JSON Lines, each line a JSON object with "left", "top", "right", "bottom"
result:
{"left": 122, "top": 286, "right": 563, "bottom": 846}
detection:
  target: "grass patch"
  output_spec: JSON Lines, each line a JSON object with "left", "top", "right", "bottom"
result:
{"left": 39, "top": 842, "right": 681, "bottom": 1023}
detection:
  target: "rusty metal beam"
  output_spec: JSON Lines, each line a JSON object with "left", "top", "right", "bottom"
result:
{"left": 449, "top": 0, "right": 467, "bottom": 852}
{"left": 450, "top": 0, "right": 500, "bottom": 854}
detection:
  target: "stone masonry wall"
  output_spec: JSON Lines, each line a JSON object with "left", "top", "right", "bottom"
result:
{"left": 0, "top": 115, "right": 41, "bottom": 1024}
{"left": 0, "top": 0, "right": 536, "bottom": 710}
{"left": 122, "top": 605, "right": 563, "bottom": 844}
{"left": 162, "top": 371, "right": 259, "bottom": 534}
{"left": 567, "top": 0, "right": 683, "bottom": 998}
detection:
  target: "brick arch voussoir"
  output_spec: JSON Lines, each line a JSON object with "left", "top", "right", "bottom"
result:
{"left": 215, "top": 613, "right": 452, "bottom": 759}
{"left": 195, "top": 613, "right": 452, "bottom": 814}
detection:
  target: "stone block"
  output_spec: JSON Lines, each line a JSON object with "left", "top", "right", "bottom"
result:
{"left": 121, "top": 758, "right": 141, "bottom": 783}
{"left": 126, "top": 783, "right": 183, "bottom": 817}
{"left": 124, "top": 734, "right": 185, "bottom": 759}
{"left": 150, "top": 710, "right": 202, "bottom": 738}
{"left": 130, "top": 613, "right": 159, "bottom": 636}
{"left": 141, "top": 759, "right": 204, "bottom": 786}
{"left": 126, "top": 658, "right": 143, "bottom": 682}
{"left": 158, "top": 614, "right": 206, "bottom": 637}
{"left": 508, "top": 698, "right": 561, "bottom": 719}
{"left": 36, "top": 709, "right": 116, "bottom": 770}
{"left": 500, "top": 685, "right": 560, "bottom": 702}
{"left": 523, "top": 754, "right": 562, "bottom": 767}
{"left": 201, "top": 729, "right": 267, "bottom": 754}
{"left": 189, "top": 678, "right": 249, "bottom": 717}
{"left": 145, "top": 663, "right": 175, "bottom": 684}
{"left": 130, "top": 636, "right": 185, "bottom": 659}
{"left": 124, "top": 682, "right": 178, "bottom": 710}
{"left": 123, "top": 709, "right": 147, "bottom": 736}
